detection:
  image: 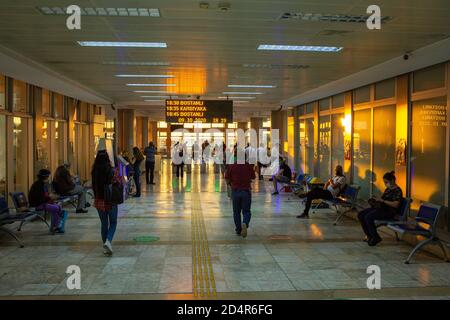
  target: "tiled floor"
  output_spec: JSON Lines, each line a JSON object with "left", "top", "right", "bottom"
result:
{"left": 1, "top": 161, "right": 450, "bottom": 299}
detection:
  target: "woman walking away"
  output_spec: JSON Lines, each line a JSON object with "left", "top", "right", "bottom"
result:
{"left": 132, "top": 147, "right": 144, "bottom": 197}
{"left": 92, "top": 150, "right": 120, "bottom": 256}
{"left": 357, "top": 171, "right": 403, "bottom": 247}
{"left": 29, "top": 169, "right": 68, "bottom": 233}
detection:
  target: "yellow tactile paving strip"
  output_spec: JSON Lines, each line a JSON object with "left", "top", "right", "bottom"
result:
{"left": 191, "top": 192, "right": 217, "bottom": 298}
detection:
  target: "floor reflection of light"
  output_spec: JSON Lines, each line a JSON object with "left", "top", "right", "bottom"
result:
{"left": 418, "top": 266, "right": 430, "bottom": 284}
{"left": 310, "top": 223, "right": 324, "bottom": 239}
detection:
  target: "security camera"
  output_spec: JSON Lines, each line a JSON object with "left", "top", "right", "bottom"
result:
{"left": 196, "top": 95, "right": 201, "bottom": 100}
{"left": 403, "top": 52, "right": 411, "bottom": 60}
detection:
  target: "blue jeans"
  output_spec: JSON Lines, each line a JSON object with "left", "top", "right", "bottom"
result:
{"left": 97, "top": 205, "right": 118, "bottom": 243}
{"left": 231, "top": 190, "right": 252, "bottom": 233}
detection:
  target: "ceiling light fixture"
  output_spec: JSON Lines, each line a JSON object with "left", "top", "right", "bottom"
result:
{"left": 38, "top": 7, "right": 160, "bottom": 17}
{"left": 222, "top": 92, "right": 264, "bottom": 95}
{"left": 257, "top": 44, "right": 343, "bottom": 52}
{"left": 228, "top": 85, "right": 276, "bottom": 88}
{"left": 116, "top": 74, "right": 174, "bottom": 78}
{"left": 127, "top": 84, "right": 176, "bottom": 87}
{"left": 218, "top": 96, "right": 256, "bottom": 99}
{"left": 78, "top": 41, "right": 167, "bottom": 48}
{"left": 134, "top": 90, "right": 176, "bottom": 93}
{"left": 103, "top": 61, "right": 170, "bottom": 66}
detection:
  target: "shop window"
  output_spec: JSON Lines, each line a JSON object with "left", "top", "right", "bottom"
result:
{"left": 319, "top": 98, "right": 330, "bottom": 111}
{"left": 42, "top": 89, "right": 51, "bottom": 116}
{"left": 305, "top": 118, "right": 315, "bottom": 175}
{"left": 331, "top": 113, "right": 345, "bottom": 174}
{"left": 36, "top": 120, "right": 51, "bottom": 173}
{"left": 372, "top": 105, "right": 396, "bottom": 197}
{"left": 375, "top": 78, "right": 395, "bottom": 100}
{"left": 319, "top": 115, "right": 331, "bottom": 181}
{"left": 305, "top": 103, "right": 314, "bottom": 114}
{"left": 299, "top": 119, "right": 305, "bottom": 174}
{"left": 0, "top": 115, "right": 6, "bottom": 198}
{"left": 332, "top": 93, "right": 345, "bottom": 108}
{"left": 53, "top": 93, "right": 64, "bottom": 118}
{"left": 353, "top": 86, "right": 371, "bottom": 105}
{"left": 13, "top": 117, "right": 30, "bottom": 192}
{"left": 55, "top": 121, "right": 66, "bottom": 168}
{"left": 0, "top": 75, "right": 5, "bottom": 109}
{"left": 13, "top": 79, "right": 28, "bottom": 113}
{"left": 413, "top": 63, "right": 446, "bottom": 93}
{"left": 353, "top": 109, "right": 372, "bottom": 199}
{"left": 411, "top": 97, "right": 447, "bottom": 206}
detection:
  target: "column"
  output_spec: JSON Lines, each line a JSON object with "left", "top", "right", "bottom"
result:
{"left": 271, "top": 110, "right": 287, "bottom": 155}
{"left": 118, "top": 109, "right": 135, "bottom": 154}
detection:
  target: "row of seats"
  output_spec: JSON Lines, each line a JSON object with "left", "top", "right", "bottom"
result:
{"left": 278, "top": 173, "right": 448, "bottom": 264}
{"left": 0, "top": 191, "right": 79, "bottom": 247}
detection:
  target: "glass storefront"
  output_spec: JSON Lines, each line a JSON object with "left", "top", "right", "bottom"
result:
{"left": 13, "top": 80, "right": 27, "bottom": 113}
{"left": 319, "top": 115, "right": 331, "bottom": 181}
{"left": 12, "top": 116, "right": 29, "bottom": 192}
{"left": 372, "top": 105, "right": 396, "bottom": 197}
{"left": 35, "top": 119, "right": 51, "bottom": 172}
{"left": 411, "top": 96, "right": 447, "bottom": 205}
{"left": 0, "top": 115, "right": 6, "bottom": 198}
{"left": 353, "top": 109, "right": 372, "bottom": 199}
{"left": 331, "top": 113, "right": 345, "bottom": 172}
{"left": 0, "top": 75, "right": 5, "bottom": 109}
{"left": 305, "top": 118, "right": 315, "bottom": 175}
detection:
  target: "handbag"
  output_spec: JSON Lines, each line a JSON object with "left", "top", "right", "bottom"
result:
{"left": 110, "top": 182, "right": 124, "bottom": 205}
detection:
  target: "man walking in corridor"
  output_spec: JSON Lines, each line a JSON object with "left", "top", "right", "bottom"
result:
{"left": 225, "top": 149, "right": 256, "bottom": 238}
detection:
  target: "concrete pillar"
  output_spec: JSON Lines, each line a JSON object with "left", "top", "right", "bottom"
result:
{"left": 141, "top": 117, "right": 149, "bottom": 148}
{"left": 118, "top": 109, "right": 135, "bottom": 154}
{"left": 250, "top": 117, "right": 263, "bottom": 133}
{"left": 271, "top": 110, "right": 287, "bottom": 153}
{"left": 148, "top": 120, "right": 157, "bottom": 145}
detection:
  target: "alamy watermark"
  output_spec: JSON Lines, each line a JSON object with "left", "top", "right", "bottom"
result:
{"left": 66, "top": 265, "right": 81, "bottom": 290}
{"left": 366, "top": 265, "right": 381, "bottom": 290}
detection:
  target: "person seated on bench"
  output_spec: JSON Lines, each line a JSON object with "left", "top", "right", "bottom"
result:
{"left": 29, "top": 169, "right": 67, "bottom": 233}
{"left": 297, "top": 165, "right": 346, "bottom": 219}
{"left": 53, "top": 164, "right": 88, "bottom": 213}
{"left": 271, "top": 157, "right": 292, "bottom": 195}
{"left": 357, "top": 171, "right": 403, "bottom": 247}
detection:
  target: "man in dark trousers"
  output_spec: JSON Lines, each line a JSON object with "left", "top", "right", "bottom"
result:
{"left": 144, "top": 141, "right": 157, "bottom": 184}
{"left": 225, "top": 150, "right": 256, "bottom": 238}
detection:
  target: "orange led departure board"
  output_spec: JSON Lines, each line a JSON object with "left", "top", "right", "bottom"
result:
{"left": 165, "top": 100, "right": 233, "bottom": 124}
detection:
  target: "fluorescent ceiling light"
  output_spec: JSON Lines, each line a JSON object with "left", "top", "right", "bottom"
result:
{"left": 78, "top": 41, "right": 167, "bottom": 48}
{"left": 218, "top": 96, "right": 256, "bottom": 100}
{"left": 134, "top": 90, "right": 176, "bottom": 93}
{"left": 222, "top": 92, "right": 264, "bottom": 95}
{"left": 228, "top": 85, "right": 276, "bottom": 88}
{"left": 103, "top": 61, "right": 170, "bottom": 66}
{"left": 127, "top": 84, "right": 176, "bottom": 87}
{"left": 257, "top": 44, "right": 343, "bottom": 52}
{"left": 38, "top": 7, "right": 160, "bottom": 17}
{"left": 116, "top": 74, "right": 174, "bottom": 78}
{"left": 141, "top": 96, "right": 173, "bottom": 98}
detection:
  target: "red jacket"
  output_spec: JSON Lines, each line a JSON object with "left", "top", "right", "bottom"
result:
{"left": 225, "top": 164, "right": 255, "bottom": 191}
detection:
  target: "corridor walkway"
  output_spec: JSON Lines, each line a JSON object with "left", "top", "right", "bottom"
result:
{"left": 1, "top": 161, "right": 450, "bottom": 299}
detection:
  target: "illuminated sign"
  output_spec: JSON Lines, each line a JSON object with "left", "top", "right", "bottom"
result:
{"left": 165, "top": 100, "right": 233, "bottom": 124}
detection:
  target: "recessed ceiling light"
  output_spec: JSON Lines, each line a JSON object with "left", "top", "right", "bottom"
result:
{"left": 103, "top": 61, "right": 170, "bottom": 66}
{"left": 222, "top": 92, "right": 264, "bottom": 95}
{"left": 38, "top": 7, "right": 160, "bottom": 17}
{"left": 127, "top": 84, "right": 176, "bottom": 87}
{"left": 134, "top": 90, "right": 176, "bottom": 93}
{"left": 257, "top": 44, "right": 343, "bottom": 52}
{"left": 228, "top": 85, "right": 276, "bottom": 88}
{"left": 78, "top": 41, "right": 167, "bottom": 48}
{"left": 116, "top": 74, "right": 174, "bottom": 78}
{"left": 218, "top": 96, "right": 256, "bottom": 99}
{"left": 141, "top": 96, "right": 172, "bottom": 98}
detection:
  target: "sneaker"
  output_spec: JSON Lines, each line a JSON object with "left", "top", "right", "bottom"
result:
{"left": 103, "top": 240, "right": 113, "bottom": 255}
{"left": 296, "top": 213, "right": 309, "bottom": 219}
{"left": 271, "top": 192, "right": 279, "bottom": 195}
{"left": 241, "top": 223, "right": 248, "bottom": 238}
{"left": 76, "top": 209, "right": 88, "bottom": 214}
{"left": 103, "top": 249, "right": 111, "bottom": 256}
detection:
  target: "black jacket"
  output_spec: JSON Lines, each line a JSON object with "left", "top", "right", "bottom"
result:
{"left": 28, "top": 180, "right": 51, "bottom": 207}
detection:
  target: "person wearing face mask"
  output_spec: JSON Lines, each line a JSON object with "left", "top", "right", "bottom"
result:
{"left": 357, "top": 171, "right": 403, "bottom": 246}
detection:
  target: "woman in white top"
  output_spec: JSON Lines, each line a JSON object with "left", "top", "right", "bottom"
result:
{"left": 297, "top": 165, "right": 346, "bottom": 219}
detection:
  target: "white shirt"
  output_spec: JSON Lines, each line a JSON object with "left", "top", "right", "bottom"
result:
{"left": 327, "top": 175, "right": 346, "bottom": 197}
